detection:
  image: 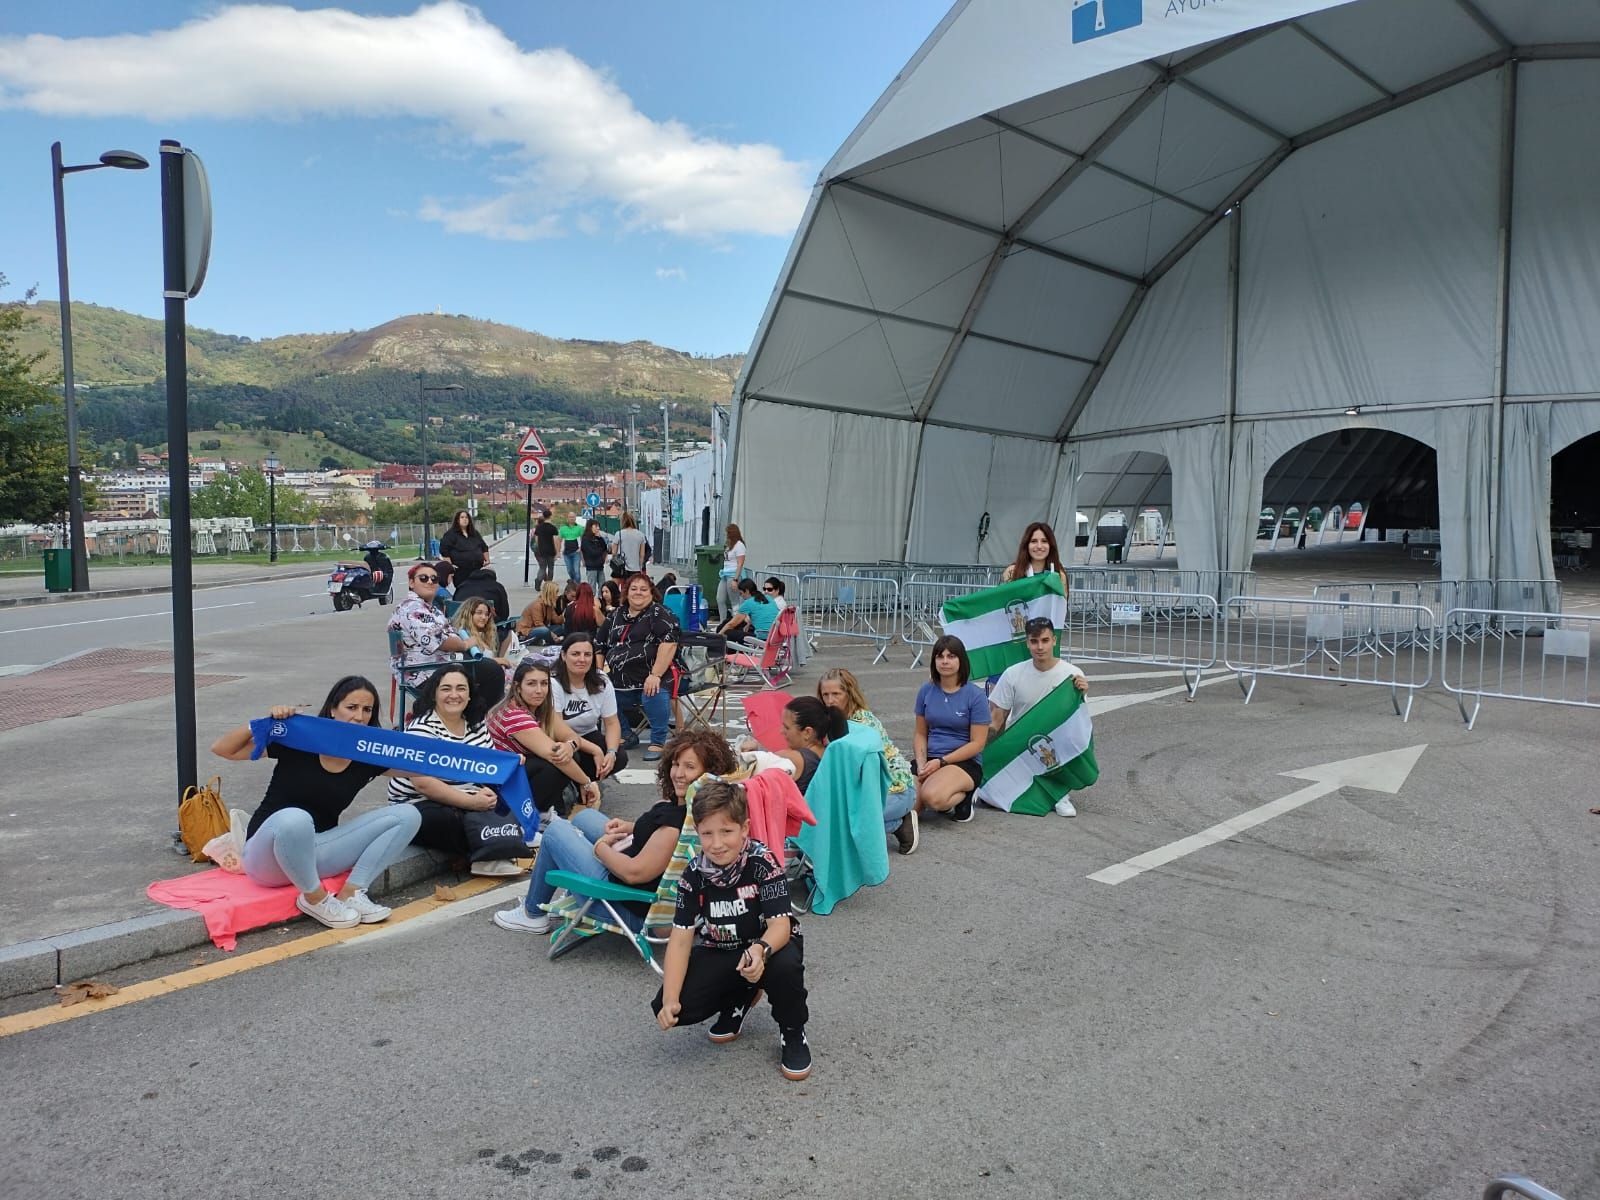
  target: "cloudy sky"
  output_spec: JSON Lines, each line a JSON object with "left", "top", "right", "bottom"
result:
{"left": 0, "top": 1, "right": 948, "bottom": 353}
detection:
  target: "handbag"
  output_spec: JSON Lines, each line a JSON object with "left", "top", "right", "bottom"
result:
{"left": 610, "top": 549, "right": 628, "bottom": 574}
{"left": 462, "top": 806, "right": 530, "bottom": 862}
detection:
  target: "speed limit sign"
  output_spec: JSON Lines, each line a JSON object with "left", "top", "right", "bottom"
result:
{"left": 515, "top": 456, "right": 545, "bottom": 484}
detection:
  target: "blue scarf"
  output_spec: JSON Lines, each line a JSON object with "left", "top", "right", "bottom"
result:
{"left": 249, "top": 715, "right": 539, "bottom": 841}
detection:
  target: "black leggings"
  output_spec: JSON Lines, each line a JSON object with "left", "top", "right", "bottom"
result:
{"left": 522, "top": 745, "right": 630, "bottom": 816}
{"left": 651, "top": 937, "right": 808, "bottom": 1029}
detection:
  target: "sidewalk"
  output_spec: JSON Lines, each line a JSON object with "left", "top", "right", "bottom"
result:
{"left": 0, "top": 559, "right": 336, "bottom": 608}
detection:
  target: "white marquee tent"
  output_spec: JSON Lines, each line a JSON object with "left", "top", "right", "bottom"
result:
{"left": 727, "top": 0, "right": 1600, "bottom": 586}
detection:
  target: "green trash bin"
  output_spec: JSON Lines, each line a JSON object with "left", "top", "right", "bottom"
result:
{"left": 1105, "top": 542, "right": 1124, "bottom": 564}
{"left": 694, "top": 544, "right": 725, "bottom": 612}
{"left": 42, "top": 548, "right": 70, "bottom": 593}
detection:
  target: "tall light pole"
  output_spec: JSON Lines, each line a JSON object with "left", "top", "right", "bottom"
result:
{"left": 659, "top": 400, "right": 675, "bottom": 525}
{"left": 418, "top": 381, "right": 463, "bottom": 557}
{"left": 52, "top": 141, "right": 150, "bottom": 592}
{"left": 628, "top": 404, "right": 640, "bottom": 512}
{"left": 263, "top": 455, "right": 280, "bottom": 562}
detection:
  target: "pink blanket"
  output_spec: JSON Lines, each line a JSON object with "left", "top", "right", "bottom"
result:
{"left": 744, "top": 768, "right": 816, "bottom": 867}
{"left": 147, "top": 868, "right": 352, "bottom": 951}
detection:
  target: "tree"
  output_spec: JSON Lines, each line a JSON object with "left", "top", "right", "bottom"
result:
{"left": 0, "top": 275, "right": 74, "bottom": 524}
{"left": 191, "top": 467, "right": 317, "bottom": 526}
{"left": 318, "top": 455, "right": 344, "bottom": 470}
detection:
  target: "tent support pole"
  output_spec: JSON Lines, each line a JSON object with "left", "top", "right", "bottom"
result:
{"left": 1223, "top": 205, "right": 1242, "bottom": 574}
{"left": 899, "top": 420, "right": 928, "bottom": 561}
{"left": 1488, "top": 62, "right": 1518, "bottom": 583}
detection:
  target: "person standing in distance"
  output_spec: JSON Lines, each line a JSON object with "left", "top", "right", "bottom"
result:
{"left": 533, "top": 509, "right": 559, "bottom": 586}
{"left": 987, "top": 617, "right": 1089, "bottom": 817}
{"left": 1000, "top": 522, "right": 1070, "bottom": 591}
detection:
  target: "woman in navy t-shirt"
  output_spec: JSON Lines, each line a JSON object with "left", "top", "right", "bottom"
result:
{"left": 913, "top": 635, "right": 991, "bottom": 823}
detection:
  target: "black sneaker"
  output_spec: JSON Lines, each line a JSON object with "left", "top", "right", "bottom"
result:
{"left": 950, "top": 795, "right": 975, "bottom": 823}
{"left": 893, "top": 810, "right": 919, "bottom": 855}
{"left": 780, "top": 1025, "right": 812, "bottom": 1081}
{"left": 707, "top": 990, "right": 762, "bottom": 1044}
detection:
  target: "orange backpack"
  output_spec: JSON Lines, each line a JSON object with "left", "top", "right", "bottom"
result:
{"left": 177, "top": 776, "right": 229, "bottom": 863}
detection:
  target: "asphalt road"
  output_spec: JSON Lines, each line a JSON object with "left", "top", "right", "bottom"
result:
{"left": 3, "top": 651, "right": 1597, "bottom": 1199}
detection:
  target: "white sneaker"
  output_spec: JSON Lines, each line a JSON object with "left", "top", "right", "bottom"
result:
{"left": 523, "top": 830, "right": 543, "bottom": 851}
{"left": 470, "top": 859, "right": 523, "bottom": 877}
{"left": 296, "top": 892, "right": 360, "bottom": 929}
{"left": 1053, "top": 796, "right": 1078, "bottom": 818}
{"left": 493, "top": 906, "right": 553, "bottom": 934}
{"left": 343, "top": 889, "right": 392, "bottom": 924}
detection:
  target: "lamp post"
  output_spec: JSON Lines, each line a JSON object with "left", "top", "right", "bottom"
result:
{"left": 263, "top": 455, "right": 280, "bottom": 562}
{"left": 628, "top": 404, "right": 640, "bottom": 512}
{"left": 418, "top": 382, "right": 464, "bottom": 557}
{"left": 659, "top": 400, "right": 676, "bottom": 524}
{"left": 52, "top": 141, "right": 150, "bottom": 592}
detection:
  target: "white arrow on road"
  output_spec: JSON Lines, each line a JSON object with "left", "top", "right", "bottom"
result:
{"left": 1087, "top": 744, "right": 1428, "bottom": 885}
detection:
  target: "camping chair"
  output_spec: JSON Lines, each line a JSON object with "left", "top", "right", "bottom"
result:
{"left": 727, "top": 606, "right": 800, "bottom": 690}
{"left": 385, "top": 628, "right": 443, "bottom": 728}
{"left": 740, "top": 690, "right": 795, "bottom": 752}
{"left": 539, "top": 774, "right": 731, "bottom": 972}
{"left": 672, "top": 630, "right": 728, "bottom": 735}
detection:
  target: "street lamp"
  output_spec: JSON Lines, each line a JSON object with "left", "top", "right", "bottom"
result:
{"left": 418, "top": 382, "right": 464, "bottom": 557}
{"left": 628, "top": 404, "right": 640, "bottom": 512}
{"left": 263, "top": 455, "right": 280, "bottom": 562}
{"left": 52, "top": 141, "right": 150, "bottom": 592}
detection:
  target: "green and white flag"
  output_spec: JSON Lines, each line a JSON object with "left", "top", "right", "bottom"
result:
{"left": 978, "top": 675, "right": 1098, "bottom": 815}
{"left": 940, "top": 573, "right": 1067, "bottom": 679}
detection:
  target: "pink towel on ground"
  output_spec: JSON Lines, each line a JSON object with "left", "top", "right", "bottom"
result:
{"left": 147, "top": 868, "right": 352, "bottom": 951}
{"left": 743, "top": 768, "right": 816, "bottom": 867}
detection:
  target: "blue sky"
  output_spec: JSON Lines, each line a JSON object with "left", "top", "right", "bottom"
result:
{"left": 0, "top": 1, "right": 950, "bottom": 355}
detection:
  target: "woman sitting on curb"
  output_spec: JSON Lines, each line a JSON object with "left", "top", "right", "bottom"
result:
{"left": 816, "top": 667, "right": 919, "bottom": 855}
{"left": 653, "top": 778, "right": 812, "bottom": 1082}
{"left": 549, "top": 632, "right": 628, "bottom": 783}
{"left": 769, "top": 696, "right": 847, "bottom": 795}
{"left": 487, "top": 660, "right": 601, "bottom": 819}
{"left": 387, "top": 663, "right": 522, "bottom": 877}
{"left": 210, "top": 675, "right": 422, "bottom": 929}
{"left": 492, "top": 729, "right": 738, "bottom": 935}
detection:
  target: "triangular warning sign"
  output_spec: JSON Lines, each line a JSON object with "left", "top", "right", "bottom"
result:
{"left": 518, "top": 429, "right": 547, "bottom": 455}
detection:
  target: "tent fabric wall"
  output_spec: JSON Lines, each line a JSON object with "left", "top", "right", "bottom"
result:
{"left": 729, "top": 1, "right": 1600, "bottom": 579}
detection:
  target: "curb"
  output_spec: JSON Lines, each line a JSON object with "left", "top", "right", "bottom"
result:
{"left": 0, "top": 566, "right": 334, "bottom": 609}
{"left": 0, "top": 844, "right": 475, "bottom": 1001}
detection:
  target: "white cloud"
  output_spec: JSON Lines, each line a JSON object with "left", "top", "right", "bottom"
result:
{"left": 0, "top": 1, "right": 810, "bottom": 241}
{"left": 655, "top": 266, "right": 686, "bottom": 281}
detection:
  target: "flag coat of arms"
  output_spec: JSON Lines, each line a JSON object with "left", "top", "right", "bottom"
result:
{"left": 978, "top": 675, "right": 1099, "bottom": 815}
{"left": 940, "top": 573, "right": 1067, "bottom": 679}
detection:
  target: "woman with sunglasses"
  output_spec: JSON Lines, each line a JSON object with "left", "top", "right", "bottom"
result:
{"left": 387, "top": 562, "right": 474, "bottom": 681}
{"left": 717, "top": 577, "right": 777, "bottom": 646}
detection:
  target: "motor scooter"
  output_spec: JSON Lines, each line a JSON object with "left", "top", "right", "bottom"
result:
{"left": 327, "top": 541, "right": 395, "bottom": 611}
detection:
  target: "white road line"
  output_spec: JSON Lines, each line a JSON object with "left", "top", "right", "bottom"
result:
{"left": 1087, "top": 670, "right": 1233, "bottom": 716}
{"left": 1082, "top": 666, "right": 1230, "bottom": 683}
{"left": 0, "top": 601, "right": 256, "bottom": 635}
{"left": 331, "top": 881, "right": 519, "bottom": 948}
{"left": 1087, "top": 780, "right": 1339, "bottom": 885}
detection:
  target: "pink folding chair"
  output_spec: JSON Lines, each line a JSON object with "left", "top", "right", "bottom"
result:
{"left": 727, "top": 606, "right": 799, "bottom": 689}
{"left": 740, "top": 690, "right": 795, "bottom": 753}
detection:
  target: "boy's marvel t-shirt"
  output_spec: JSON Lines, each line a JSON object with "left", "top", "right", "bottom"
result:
{"left": 673, "top": 838, "right": 792, "bottom": 949}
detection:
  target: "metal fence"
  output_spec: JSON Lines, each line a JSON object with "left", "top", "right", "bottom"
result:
{"left": 1223, "top": 596, "right": 1435, "bottom": 719}
{"left": 1064, "top": 589, "right": 1220, "bottom": 698}
{"left": 792, "top": 573, "right": 902, "bottom": 664}
{"left": 899, "top": 579, "right": 990, "bottom": 667}
{"left": 1440, "top": 608, "right": 1596, "bottom": 728}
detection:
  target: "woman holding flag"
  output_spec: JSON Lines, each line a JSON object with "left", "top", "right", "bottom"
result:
{"left": 1000, "top": 522, "right": 1071, "bottom": 587}
{"left": 210, "top": 676, "right": 422, "bottom": 930}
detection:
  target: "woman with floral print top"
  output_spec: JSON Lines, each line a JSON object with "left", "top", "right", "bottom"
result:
{"left": 387, "top": 562, "right": 472, "bottom": 681}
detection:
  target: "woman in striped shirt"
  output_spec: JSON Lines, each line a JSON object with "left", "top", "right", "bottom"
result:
{"left": 388, "top": 663, "right": 521, "bottom": 877}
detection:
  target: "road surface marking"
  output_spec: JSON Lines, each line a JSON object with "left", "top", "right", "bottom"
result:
{"left": 0, "top": 876, "right": 507, "bottom": 1039}
{"left": 1087, "top": 671, "right": 1233, "bottom": 716}
{"left": 332, "top": 881, "right": 520, "bottom": 948}
{"left": 0, "top": 601, "right": 254, "bottom": 635}
{"left": 1088, "top": 745, "right": 1427, "bottom": 885}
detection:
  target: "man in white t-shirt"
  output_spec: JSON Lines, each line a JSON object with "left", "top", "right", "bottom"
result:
{"left": 988, "top": 616, "right": 1089, "bottom": 817}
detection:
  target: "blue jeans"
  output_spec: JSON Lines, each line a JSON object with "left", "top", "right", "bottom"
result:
{"left": 883, "top": 785, "right": 915, "bottom": 833}
{"left": 616, "top": 684, "right": 671, "bottom": 748}
{"left": 242, "top": 805, "right": 422, "bottom": 894}
{"left": 523, "top": 807, "right": 610, "bottom": 913}
{"left": 563, "top": 550, "right": 580, "bottom": 582}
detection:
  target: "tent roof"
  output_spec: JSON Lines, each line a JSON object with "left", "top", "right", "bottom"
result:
{"left": 736, "top": 0, "right": 1600, "bottom": 442}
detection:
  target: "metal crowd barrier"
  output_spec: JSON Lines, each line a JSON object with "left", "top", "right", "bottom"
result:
{"left": 793, "top": 573, "right": 901, "bottom": 664}
{"left": 900, "top": 579, "right": 990, "bottom": 667}
{"left": 1440, "top": 608, "right": 1595, "bottom": 728}
{"left": 1483, "top": 1175, "right": 1568, "bottom": 1200}
{"left": 1064, "top": 589, "right": 1220, "bottom": 698}
{"left": 1222, "top": 597, "right": 1435, "bottom": 719}
{"left": 1311, "top": 582, "right": 1428, "bottom": 652}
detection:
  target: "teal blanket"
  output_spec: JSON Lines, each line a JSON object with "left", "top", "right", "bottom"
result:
{"left": 794, "top": 721, "right": 891, "bottom": 915}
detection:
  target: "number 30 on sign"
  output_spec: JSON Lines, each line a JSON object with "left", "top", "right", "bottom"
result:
{"left": 515, "top": 457, "right": 545, "bottom": 484}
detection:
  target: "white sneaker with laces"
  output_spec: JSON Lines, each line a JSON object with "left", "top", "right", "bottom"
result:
{"left": 470, "top": 859, "right": 523, "bottom": 877}
{"left": 343, "top": 889, "right": 392, "bottom": 924}
{"left": 493, "top": 906, "right": 553, "bottom": 934}
{"left": 1054, "top": 796, "right": 1078, "bottom": 818}
{"left": 296, "top": 892, "right": 361, "bottom": 929}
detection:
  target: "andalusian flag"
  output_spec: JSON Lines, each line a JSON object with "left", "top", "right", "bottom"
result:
{"left": 978, "top": 676, "right": 1099, "bottom": 815}
{"left": 940, "top": 573, "right": 1067, "bottom": 679}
